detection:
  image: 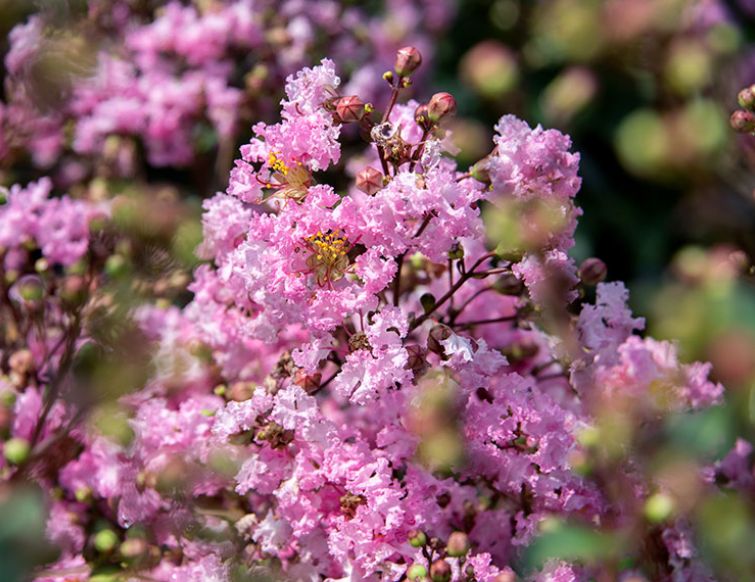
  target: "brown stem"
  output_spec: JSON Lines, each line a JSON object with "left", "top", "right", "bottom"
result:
{"left": 382, "top": 83, "right": 401, "bottom": 123}
{"left": 393, "top": 254, "right": 405, "bottom": 307}
{"left": 408, "top": 128, "right": 431, "bottom": 172}
{"left": 409, "top": 252, "right": 496, "bottom": 332}
{"left": 448, "top": 285, "right": 494, "bottom": 325}
{"left": 29, "top": 311, "right": 82, "bottom": 448}
{"left": 453, "top": 314, "right": 517, "bottom": 330}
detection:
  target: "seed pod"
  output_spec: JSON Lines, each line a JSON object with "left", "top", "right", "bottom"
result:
{"left": 356, "top": 166, "right": 384, "bottom": 196}
{"left": 334, "top": 95, "right": 366, "bottom": 123}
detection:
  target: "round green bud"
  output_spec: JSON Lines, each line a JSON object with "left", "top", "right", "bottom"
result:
{"left": 4, "top": 437, "right": 30, "bottom": 465}
{"left": 93, "top": 529, "right": 119, "bottom": 553}
{"left": 407, "top": 563, "right": 428, "bottom": 580}
{"left": 644, "top": 492, "right": 674, "bottom": 523}
{"left": 408, "top": 529, "right": 427, "bottom": 548}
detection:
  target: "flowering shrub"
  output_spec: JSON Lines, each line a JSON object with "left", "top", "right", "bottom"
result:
{"left": 2, "top": 41, "right": 752, "bottom": 581}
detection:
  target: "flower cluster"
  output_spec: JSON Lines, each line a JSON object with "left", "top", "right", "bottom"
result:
{"left": 2, "top": 42, "right": 749, "bottom": 582}
{"left": 1, "top": 0, "right": 454, "bottom": 181}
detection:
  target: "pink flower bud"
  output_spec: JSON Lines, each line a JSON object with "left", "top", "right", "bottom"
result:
{"left": 395, "top": 46, "right": 423, "bottom": 77}
{"left": 334, "top": 95, "right": 366, "bottom": 123}
{"left": 737, "top": 86, "right": 754, "bottom": 111}
{"left": 493, "top": 569, "right": 518, "bottom": 582}
{"left": 446, "top": 531, "right": 470, "bottom": 557}
{"left": 427, "top": 92, "right": 457, "bottom": 122}
{"left": 730, "top": 109, "right": 755, "bottom": 133}
{"left": 229, "top": 382, "right": 254, "bottom": 402}
{"left": 430, "top": 559, "right": 452, "bottom": 582}
{"left": 356, "top": 166, "right": 384, "bottom": 195}
{"left": 578, "top": 257, "right": 607, "bottom": 285}
{"left": 60, "top": 275, "right": 87, "bottom": 308}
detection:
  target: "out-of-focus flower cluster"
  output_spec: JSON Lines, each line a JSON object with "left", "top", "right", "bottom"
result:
{"left": 445, "top": 0, "right": 755, "bottom": 281}
{"left": 1, "top": 40, "right": 751, "bottom": 581}
{"left": 0, "top": 0, "right": 454, "bottom": 189}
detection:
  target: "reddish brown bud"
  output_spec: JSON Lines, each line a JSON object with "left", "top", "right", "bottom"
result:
{"left": 294, "top": 369, "right": 322, "bottom": 392}
{"left": 334, "top": 95, "right": 366, "bottom": 123}
{"left": 446, "top": 531, "right": 470, "bottom": 557}
{"left": 395, "top": 46, "right": 423, "bottom": 77}
{"left": 427, "top": 92, "right": 457, "bottom": 122}
{"left": 229, "top": 382, "right": 254, "bottom": 402}
{"left": 730, "top": 109, "right": 755, "bottom": 133}
{"left": 356, "top": 166, "right": 384, "bottom": 196}
{"left": 430, "top": 559, "right": 452, "bottom": 582}
{"left": 578, "top": 257, "right": 607, "bottom": 286}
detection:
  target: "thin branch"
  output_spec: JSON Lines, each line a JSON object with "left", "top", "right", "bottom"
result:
{"left": 409, "top": 251, "right": 496, "bottom": 331}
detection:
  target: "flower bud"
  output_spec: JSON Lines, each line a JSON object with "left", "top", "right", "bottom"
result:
{"left": 293, "top": 370, "right": 322, "bottom": 392}
{"left": 448, "top": 243, "right": 464, "bottom": 261}
{"left": 34, "top": 258, "right": 49, "bottom": 273}
{"left": 356, "top": 166, "right": 384, "bottom": 196}
{"left": 737, "top": 86, "right": 755, "bottom": 111}
{"left": 427, "top": 324, "right": 452, "bottom": 356}
{"left": 3, "top": 437, "right": 30, "bottom": 465}
{"left": 494, "top": 273, "right": 524, "bottom": 295}
{"left": 430, "top": 559, "right": 452, "bottom": 582}
{"left": 470, "top": 160, "right": 491, "bottom": 183}
{"left": 494, "top": 569, "right": 518, "bottom": 582}
{"left": 644, "top": 492, "right": 674, "bottom": 523}
{"left": 334, "top": 95, "right": 366, "bottom": 123}
{"left": 395, "top": 46, "right": 423, "bottom": 77}
{"left": 13, "top": 274, "right": 45, "bottom": 305}
{"left": 229, "top": 382, "right": 254, "bottom": 402}
{"left": 105, "top": 254, "right": 129, "bottom": 279}
{"left": 408, "top": 529, "right": 427, "bottom": 548}
{"left": 578, "top": 257, "right": 607, "bottom": 286}
{"left": 60, "top": 275, "right": 87, "bottom": 308}
{"left": 9, "top": 349, "right": 34, "bottom": 378}
{"left": 730, "top": 109, "right": 755, "bottom": 133}
{"left": 445, "top": 531, "right": 470, "bottom": 557}
{"left": 427, "top": 92, "right": 457, "bottom": 123}
{"left": 407, "top": 563, "right": 428, "bottom": 580}
{"left": 120, "top": 538, "right": 148, "bottom": 559}
{"left": 93, "top": 529, "right": 119, "bottom": 553}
